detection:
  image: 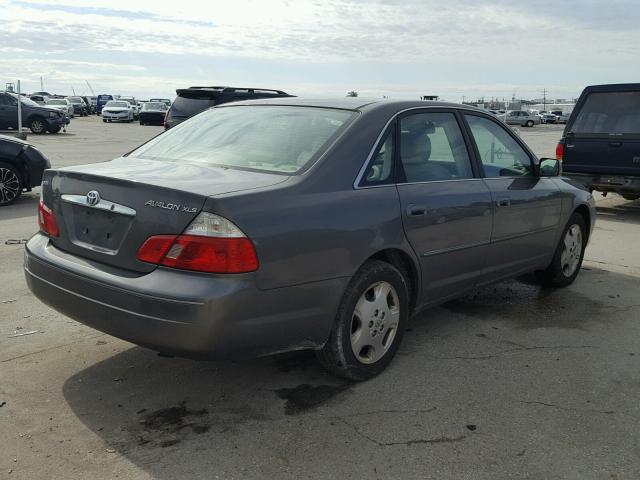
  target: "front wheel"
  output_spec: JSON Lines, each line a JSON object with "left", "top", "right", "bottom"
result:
{"left": 526, "top": 120, "right": 534, "bottom": 127}
{"left": 0, "top": 162, "right": 23, "bottom": 206}
{"left": 316, "top": 260, "right": 409, "bottom": 381}
{"left": 535, "top": 213, "right": 586, "bottom": 287}
{"left": 29, "top": 117, "right": 46, "bottom": 134}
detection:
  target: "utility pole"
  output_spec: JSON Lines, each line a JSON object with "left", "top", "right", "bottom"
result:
{"left": 40, "top": 76, "right": 43, "bottom": 91}
{"left": 541, "top": 88, "right": 547, "bottom": 111}
{"left": 17, "top": 80, "right": 25, "bottom": 139}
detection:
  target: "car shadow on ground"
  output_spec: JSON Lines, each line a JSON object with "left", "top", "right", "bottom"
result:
{"left": 596, "top": 199, "right": 640, "bottom": 225}
{"left": 60, "top": 266, "right": 639, "bottom": 479}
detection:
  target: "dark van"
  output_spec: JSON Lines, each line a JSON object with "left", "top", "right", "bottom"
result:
{"left": 165, "top": 86, "right": 292, "bottom": 129}
{"left": 558, "top": 84, "right": 640, "bottom": 200}
{"left": 96, "top": 94, "right": 114, "bottom": 115}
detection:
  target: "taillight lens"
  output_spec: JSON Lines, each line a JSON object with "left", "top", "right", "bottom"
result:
{"left": 136, "top": 213, "right": 258, "bottom": 273}
{"left": 163, "top": 110, "right": 169, "bottom": 130}
{"left": 38, "top": 200, "right": 60, "bottom": 237}
{"left": 555, "top": 140, "right": 564, "bottom": 161}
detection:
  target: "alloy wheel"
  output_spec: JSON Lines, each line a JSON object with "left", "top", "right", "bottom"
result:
{"left": 31, "top": 119, "right": 44, "bottom": 133}
{"left": 0, "top": 167, "right": 20, "bottom": 204}
{"left": 350, "top": 281, "right": 400, "bottom": 364}
{"left": 560, "top": 224, "right": 582, "bottom": 277}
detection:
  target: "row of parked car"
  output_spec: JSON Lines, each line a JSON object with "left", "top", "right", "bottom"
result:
{"left": 488, "top": 109, "right": 571, "bottom": 127}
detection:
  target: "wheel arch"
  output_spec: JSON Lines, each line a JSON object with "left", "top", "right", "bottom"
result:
{"left": 366, "top": 248, "right": 420, "bottom": 314}
{"left": 573, "top": 204, "right": 592, "bottom": 241}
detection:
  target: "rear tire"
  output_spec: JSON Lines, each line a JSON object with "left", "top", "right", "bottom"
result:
{"left": 535, "top": 213, "right": 586, "bottom": 288}
{"left": 0, "top": 162, "right": 23, "bottom": 206}
{"left": 526, "top": 120, "right": 534, "bottom": 127}
{"left": 316, "top": 260, "right": 409, "bottom": 381}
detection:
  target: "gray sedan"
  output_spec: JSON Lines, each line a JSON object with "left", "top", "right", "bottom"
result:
{"left": 25, "top": 99, "right": 596, "bottom": 380}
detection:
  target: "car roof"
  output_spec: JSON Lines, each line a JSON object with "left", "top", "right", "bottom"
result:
{"left": 582, "top": 83, "right": 640, "bottom": 93}
{"left": 219, "top": 97, "right": 487, "bottom": 114}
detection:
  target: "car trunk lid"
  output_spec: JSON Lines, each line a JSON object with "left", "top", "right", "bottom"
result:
{"left": 42, "top": 158, "right": 287, "bottom": 272}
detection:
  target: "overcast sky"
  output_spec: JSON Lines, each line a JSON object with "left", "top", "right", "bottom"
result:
{"left": 2, "top": 0, "right": 639, "bottom": 101}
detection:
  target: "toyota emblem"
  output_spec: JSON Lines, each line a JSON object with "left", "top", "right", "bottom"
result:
{"left": 86, "top": 190, "right": 101, "bottom": 206}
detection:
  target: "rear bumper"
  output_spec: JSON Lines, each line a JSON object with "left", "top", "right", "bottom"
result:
{"left": 24, "top": 234, "right": 345, "bottom": 359}
{"left": 564, "top": 172, "right": 640, "bottom": 195}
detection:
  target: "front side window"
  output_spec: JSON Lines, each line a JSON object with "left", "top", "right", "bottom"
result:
{"left": 399, "top": 112, "right": 473, "bottom": 183}
{"left": 465, "top": 115, "right": 533, "bottom": 177}
{"left": 130, "top": 106, "right": 356, "bottom": 174}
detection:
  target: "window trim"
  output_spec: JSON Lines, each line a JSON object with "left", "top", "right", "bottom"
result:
{"left": 358, "top": 121, "right": 397, "bottom": 187}
{"left": 460, "top": 111, "right": 539, "bottom": 179}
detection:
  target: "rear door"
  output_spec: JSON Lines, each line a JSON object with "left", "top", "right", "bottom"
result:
{"left": 463, "top": 113, "right": 562, "bottom": 281}
{"left": 564, "top": 89, "right": 640, "bottom": 177}
{"left": 394, "top": 110, "right": 493, "bottom": 303}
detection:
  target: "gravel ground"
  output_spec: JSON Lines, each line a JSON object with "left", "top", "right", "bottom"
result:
{"left": 1, "top": 117, "right": 639, "bottom": 480}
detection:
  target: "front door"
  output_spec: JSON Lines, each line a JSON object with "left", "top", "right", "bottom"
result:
{"left": 0, "top": 93, "right": 18, "bottom": 128}
{"left": 463, "top": 113, "right": 563, "bottom": 282}
{"left": 395, "top": 111, "right": 493, "bottom": 304}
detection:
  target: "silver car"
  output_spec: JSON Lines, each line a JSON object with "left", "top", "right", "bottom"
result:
{"left": 505, "top": 110, "right": 541, "bottom": 127}
{"left": 45, "top": 98, "right": 74, "bottom": 118}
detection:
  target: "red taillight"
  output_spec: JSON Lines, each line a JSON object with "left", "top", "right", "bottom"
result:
{"left": 38, "top": 200, "right": 60, "bottom": 237}
{"left": 556, "top": 140, "right": 564, "bottom": 161}
{"left": 137, "top": 234, "right": 258, "bottom": 273}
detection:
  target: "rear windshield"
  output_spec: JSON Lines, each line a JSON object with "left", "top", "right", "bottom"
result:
{"left": 130, "top": 106, "right": 356, "bottom": 174}
{"left": 571, "top": 91, "right": 640, "bottom": 135}
{"left": 142, "top": 102, "right": 167, "bottom": 111}
{"left": 170, "top": 96, "right": 215, "bottom": 117}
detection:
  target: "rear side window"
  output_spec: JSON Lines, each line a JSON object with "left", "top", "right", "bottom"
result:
{"left": 571, "top": 91, "right": 640, "bottom": 135}
{"left": 130, "top": 106, "right": 356, "bottom": 174}
{"left": 170, "top": 96, "right": 215, "bottom": 117}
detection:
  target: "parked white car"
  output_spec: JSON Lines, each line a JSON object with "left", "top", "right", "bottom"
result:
{"left": 505, "top": 110, "right": 541, "bottom": 127}
{"left": 101, "top": 100, "right": 135, "bottom": 123}
{"left": 118, "top": 96, "right": 139, "bottom": 119}
{"left": 45, "top": 98, "right": 74, "bottom": 118}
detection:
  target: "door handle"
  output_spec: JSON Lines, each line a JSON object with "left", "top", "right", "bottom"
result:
{"left": 609, "top": 142, "right": 622, "bottom": 147}
{"left": 496, "top": 198, "right": 511, "bottom": 207}
{"left": 406, "top": 205, "right": 427, "bottom": 216}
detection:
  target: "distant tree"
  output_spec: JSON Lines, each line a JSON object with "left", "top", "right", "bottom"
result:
{"left": 346, "top": 90, "right": 358, "bottom": 97}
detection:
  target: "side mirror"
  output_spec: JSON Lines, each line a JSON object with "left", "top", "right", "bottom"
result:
{"left": 539, "top": 158, "right": 562, "bottom": 177}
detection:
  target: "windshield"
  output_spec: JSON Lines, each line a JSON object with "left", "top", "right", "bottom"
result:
{"left": 20, "top": 96, "right": 39, "bottom": 107}
{"left": 571, "top": 91, "right": 640, "bottom": 135}
{"left": 106, "top": 101, "right": 129, "bottom": 108}
{"left": 142, "top": 102, "right": 166, "bottom": 111}
{"left": 130, "top": 105, "right": 356, "bottom": 174}
{"left": 47, "top": 100, "right": 66, "bottom": 105}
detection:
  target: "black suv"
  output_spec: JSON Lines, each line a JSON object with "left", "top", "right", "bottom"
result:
{"left": 558, "top": 84, "right": 640, "bottom": 200}
{"left": 0, "top": 92, "right": 68, "bottom": 134}
{"left": 165, "top": 86, "right": 293, "bottom": 129}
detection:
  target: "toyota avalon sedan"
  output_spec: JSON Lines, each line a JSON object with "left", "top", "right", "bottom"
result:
{"left": 25, "top": 98, "right": 596, "bottom": 380}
